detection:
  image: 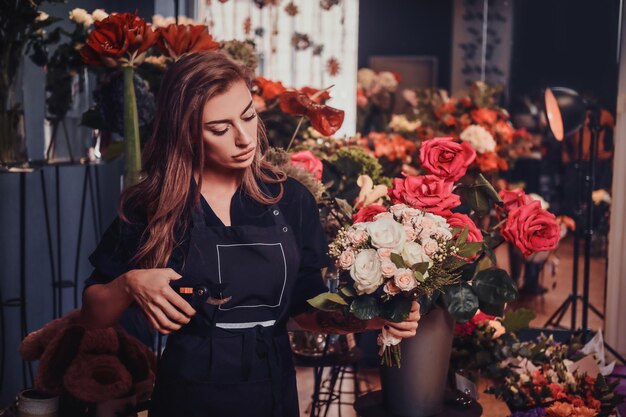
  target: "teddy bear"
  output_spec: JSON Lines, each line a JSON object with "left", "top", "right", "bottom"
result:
{"left": 19, "top": 309, "right": 156, "bottom": 406}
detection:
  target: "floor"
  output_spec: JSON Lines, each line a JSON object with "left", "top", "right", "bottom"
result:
{"left": 139, "top": 236, "right": 608, "bottom": 417}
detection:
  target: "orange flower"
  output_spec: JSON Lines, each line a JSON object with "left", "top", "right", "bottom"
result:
{"left": 255, "top": 77, "right": 287, "bottom": 100}
{"left": 156, "top": 24, "right": 220, "bottom": 59}
{"left": 546, "top": 402, "right": 575, "bottom": 417}
{"left": 494, "top": 120, "right": 515, "bottom": 144}
{"left": 475, "top": 151, "right": 506, "bottom": 172}
{"left": 549, "top": 383, "right": 567, "bottom": 400}
{"left": 471, "top": 108, "right": 499, "bottom": 126}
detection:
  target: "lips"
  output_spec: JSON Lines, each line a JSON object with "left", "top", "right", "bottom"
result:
{"left": 233, "top": 147, "right": 255, "bottom": 159}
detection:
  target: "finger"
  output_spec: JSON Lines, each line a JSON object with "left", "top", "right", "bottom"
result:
{"left": 385, "top": 325, "right": 416, "bottom": 339}
{"left": 410, "top": 301, "right": 420, "bottom": 312}
{"left": 155, "top": 296, "right": 192, "bottom": 325}
{"left": 165, "top": 269, "right": 183, "bottom": 281}
{"left": 386, "top": 321, "right": 418, "bottom": 332}
{"left": 142, "top": 307, "right": 172, "bottom": 335}
{"left": 407, "top": 310, "right": 421, "bottom": 322}
{"left": 163, "top": 287, "right": 197, "bottom": 317}
{"left": 149, "top": 304, "right": 182, "bottom": 332}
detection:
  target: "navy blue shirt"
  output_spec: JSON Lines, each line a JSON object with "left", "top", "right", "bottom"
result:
{"left": 84, "top": 177, "right": 330, "bottom": 333}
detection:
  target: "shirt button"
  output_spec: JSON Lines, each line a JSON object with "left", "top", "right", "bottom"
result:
{"left": 273, "top": 210, "right": 280, "bottom": 216}
{"left": 282, "top": 226, "right": 288, "bottom": 232}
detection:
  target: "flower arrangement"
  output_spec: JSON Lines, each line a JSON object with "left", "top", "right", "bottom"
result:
{"left": 356, "top": 67, "right": 400, "bottom": 134}
{"left": 307, "top": 136, "right": 561, "bottom": 367}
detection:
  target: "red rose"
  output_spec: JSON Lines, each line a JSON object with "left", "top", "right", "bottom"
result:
{"left": 419, "top": 137, "right": 476, "bottom": 181}
{"left": 501, "top": 200, "right": 561, "bottom": 257}
{"left": 81, "top": 12, "right": 156, "bottom": 67}
{"left": 290, "top": 150, "right": 323, "bottom": 180}
{"left": 388, "top": 175, "right": 461, "bottom": 216}
{"left": 499, "top": 189, "right": 533, "bottom": 211}
{"left": 156, "top": 24, "right": 220, "bottom": 59}
{"left": 446, "top": 213, "right": 483, "bottom": 242}
{"left": 352, "top": 205, "right": 387, "bottom": 223}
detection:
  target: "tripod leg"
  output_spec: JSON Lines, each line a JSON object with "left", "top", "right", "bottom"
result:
{"left": 544, "top": 297, "right": 572, "bottom": 328}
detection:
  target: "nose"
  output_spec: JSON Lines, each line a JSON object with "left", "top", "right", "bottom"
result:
{"left": 234, "top": 121, "right": 255, "bottom": 147}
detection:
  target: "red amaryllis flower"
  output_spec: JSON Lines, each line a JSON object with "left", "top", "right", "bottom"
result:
{"left": 279, "top": 90, "right": 345, "bottom": 136}
{"left": 80, "top": 12, "right": 157, "bottom": 67}
{"left": 299, "top": 86, "right": 331, "bottom": 103}
{"left": 255, "top": 77, "right": 286, "bottom": 100}
{"left": 353, "top": 205, "right": 387, "bottom": 223}
{"left": 156, "top": 24, "right": 220, "bottom": 59}
{"left": 388, "top": 174, "right": 461, "bottom": 216}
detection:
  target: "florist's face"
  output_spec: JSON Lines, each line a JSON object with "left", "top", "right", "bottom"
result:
{"left": 201, "top": 79, "right": 258, "bottom": 172}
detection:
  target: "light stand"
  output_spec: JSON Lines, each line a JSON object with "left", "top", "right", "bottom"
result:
{"left": 541, "top": 87, "right": 625, "bottom": 363}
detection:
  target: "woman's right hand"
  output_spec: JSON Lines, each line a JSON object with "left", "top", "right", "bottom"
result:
{"left": 124, "top": 268, "right": 197, "bottom": 334}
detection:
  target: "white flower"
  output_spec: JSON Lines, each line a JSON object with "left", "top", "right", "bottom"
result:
{"left": 144, "top": 55, "right": 168, "bottom": 69}
{"left": 357, "top": 68, "right": 376, "bottom": 92}
{"left": 36, "top": 11, "right": 49, "bottom": 22}
{"left": 421, "top": 213, "right": 453, "bottom": 240}
{"left": 488, "top": 320, "right": 505, "bottom": 339}
{"left": 377, "top": 327, "right": 402, "bottom": 355}
{"left": 460, "top": 124, "right": 496, "bottom": 154}
{"left": 377, "top": 248, "right": 392, "bottom": 260}
{"left": 373, "top": 212, "right": 393, "bottom": 221}
{"left": 394, "top": 268, "right": 417, "bottom": 291}
{"left": 519, "top": 373, "right": 530, "bottom": 384}
{"left": 389, "top": 114, "right": 421, "bottom": 133}
{"left": 152, "top": 14, "right": 176, "bottom": 28}
{"left": 592, "top": 189, "right": 611, "bottom": 205}
{"left": 347, "top": 226, "right": 369, "bottom": 245}
{"left": 338, "top": 249, "right": 356, "bottom": 269}
{"left": 402, "top": 208, "right": 423, "bottom": 224}
{"left": 380, "top": 260, "right": 397, "bottom": 278}
{"left": 402, "top": 89, "right": 418, "bottom": 107}
{"left": 389, "top": 204, "right": 408, "bottom": 218}
{"left": 91, "top": 9, "right": 109, "bottom": 22}
{"left": 404, "top": 225, "right": 417, "bottom": 242}
{"left": 350, "top": 249, "right": 383, "bottom": 295}
{"left": 367, "top": 217, "right": 406, "bottom": 252}
{"left": 69, "top": 8, "right": 94, "bottom": 27}
{"left": 528, "top": 193, "right": 550, "bottom": 210}
{"left": 378, "top": 71, "right": 398, "bottom": 92}
{"left": 355, "top": 175, "right": 388, "bottom": 208}
{"left": 422, "top": 239, "right": 439, "bottom": 256}
{"left": 401, "top": 242, "right": 432, "bottom": 267}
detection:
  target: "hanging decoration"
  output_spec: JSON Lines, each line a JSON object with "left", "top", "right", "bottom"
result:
{"left": 291, "top": 33, "right": 311, "bottom": 51}
{"left": 319, "top": 0, "right": 340, "bottom": 11}
{"left": 326, "top": 57, "right": 340, "bottom": 76}
{"left": 284, "top": 2, "right": 299, "bottom": 16}
{"left": 312, "top": 44, "right": 324, "bottom": 55}
{"left": 243, "top": 16, "right": 252, "bottom": 35}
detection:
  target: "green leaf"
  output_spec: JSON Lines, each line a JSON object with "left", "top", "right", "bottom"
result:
{"left": 390, "top": 253, "right": 407, "bottom": 269}
{"left": 411, "top": 262, "right": 430, "bottom": 275}
{"left": 456, "top": 185, "right": 491, "bottom": 217}
{"left": 473, "top": 268, "right": 518, "bottom": 305}
{"left": 350, "top": 296, "right": 381, "bottom": 320}
{"left": 307, "top": 292, "right": 348, "bottom": 312}
{"left": 380, "top": 296, "right": 413, "bottom": 323}
{"left": 414, "top": 271, "right": 425, "bottom": 283}
{"left": 340, "top": 286, "right": 357, "bottom": 298}
{"left": 457, "top": 242, "right": 483, "bottom": 258}
{"left": 501, "top": 308, "right": 536, "bottom": 334}
{"left": 443, "top": 255, "right": 467, "bottom": 271}
{"left": 475, "top": 174, "right": 502, "bottom": 204}
{"left": 457, "top": 225, "right": 469, "bottom": 245}
{"left": 443, "top": 284, "right": 479, "bottom": 322}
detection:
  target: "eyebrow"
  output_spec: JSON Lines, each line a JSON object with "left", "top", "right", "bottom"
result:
{"left": 204, "top": 100, "right": 254, "bottom": 125}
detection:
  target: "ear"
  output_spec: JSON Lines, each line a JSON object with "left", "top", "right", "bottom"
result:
{"left": 19, "top": 309, "right": 82, "bottom": 361}
{"left": 35, "top": 325, "right": 85, "bottom": 394}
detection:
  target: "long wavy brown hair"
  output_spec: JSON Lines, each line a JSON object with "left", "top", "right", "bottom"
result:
{"left": 120, "top": 51, "right": 286, "bottom": 269}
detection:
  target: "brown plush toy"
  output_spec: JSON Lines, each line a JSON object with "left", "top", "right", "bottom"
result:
{"left": 19, "top": 309, "right": 156, "bottom": 404}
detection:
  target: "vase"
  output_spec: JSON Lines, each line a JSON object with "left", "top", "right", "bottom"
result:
{"left": 16, "top": 389, "right": 59, "bottom": 417}
{"left": 0, "top": 58, "right": 28, "bottom": 169}
{"left": 380, "top": 305, "right": 455, "bottom": 417}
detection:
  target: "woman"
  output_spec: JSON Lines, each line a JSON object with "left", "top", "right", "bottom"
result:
{"left": 81, "top": 51, "right": 420, "bottom": 417}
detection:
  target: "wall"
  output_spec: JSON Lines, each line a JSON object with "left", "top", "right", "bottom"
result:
{"left": 0, "top": 0, "right": 154, "bottom": 406}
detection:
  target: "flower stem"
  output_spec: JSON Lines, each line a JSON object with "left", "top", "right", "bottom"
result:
{"left": 123, "top": 66, "right": 141, "bottom": 188}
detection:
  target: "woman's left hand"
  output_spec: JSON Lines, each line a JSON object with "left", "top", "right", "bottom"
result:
{"left": 367, "top": 301, "right": 421, "bottom": 339}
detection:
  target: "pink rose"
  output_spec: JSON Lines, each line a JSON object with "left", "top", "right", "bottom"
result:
{"left": 377, "top": 248, "right": 392, "bottom": 259}
{"left": 383, "top": 280, "right": 401, "bottom": 295}
{"left": 381, "top": 260, "right": 398, "bottom": 278}
{"left": 422, "top": 239, "right": 439, "bottom": 256}
{"left": 446, "top": 213, "right": 483, "bottom": 242}
{"left": 389, "top": 175, "right": 461, "bottom": 216}
{"left": 394, "top": 268, "right": 417, "bottom": 291}
{"left": 419, "top": 137, "right": 476, "bottom": 181}
{"left": 290, "top": 150, "right": 323, "bottom": 180}
{"left": 499, "top": 189, "right": 533, "bottom": 211}
{"left": 338, "top": 249, "right": 356, "bottom": 269}
{"left": 353, "top": 204, "right": 387, "bottom": 224}
{"left": 501, "top": 200, "right": 561, "bottom": 257}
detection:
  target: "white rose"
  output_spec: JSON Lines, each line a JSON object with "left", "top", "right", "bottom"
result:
{"left": 357, "top": 68, "right": 376, "bottom": 92}
{"left": 401, "top": 242, "right": 431, "bottom": 267}
{"left": 350, "top": 249, "right": 383, "bottom": 295}
{"left": 394, "top": 268, "right": 417, "bottom": 291}
{"left": 402, "top": 208, "right": 423, "bottom": 224}
{"left": 338, "top": 249, "right": 356, "bottom": 269}
{"left": 36, "top": 11, "right": 49, "bottom": 22}
{"left": 367, "top": 217, "right": 406, "bottom": 251}
{"left": 460, "top": 124, "right": 496, "bottom": 154}
{"left": 488, "top": 320, "right": 505, "bottom": 339}
{"left": 434, "top": 226, "right": 453, "bottom": 241}
{"left": 69, "top": 8, "right": 94, "bottom": 27}
{"left": 383, "top": 280, "right": 401, "bottom": 295}
{"left": 422, "top": 239, "right": 440, "bottom": 256}
{"left": 377, "top": 327, "right": 402, "bottom": 355}
{"left": 378, "top": 71, "right": 398, "bottom": 92}
{"left": 380, "top": 260, "right": 397, "bottom": 278}
{"left": 373, "top": 212, "right": 393, "bottom": 221}
{"left": 389, "top": 204, "right": 408, "bottom": 218}
{"left": 91, "top": 9, "right": 109, "bottom": 22}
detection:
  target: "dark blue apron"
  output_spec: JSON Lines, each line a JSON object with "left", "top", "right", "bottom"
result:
{"left": 148, "top": 183, "right": 301, "bottom": 417}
